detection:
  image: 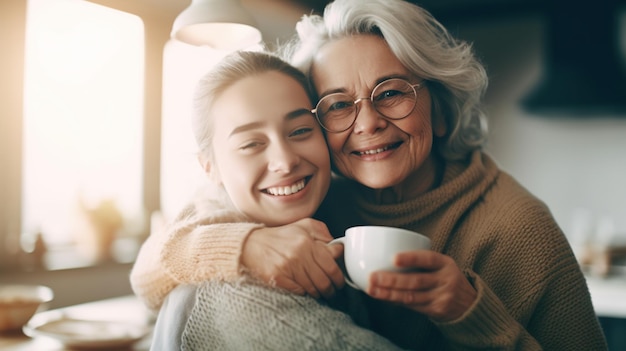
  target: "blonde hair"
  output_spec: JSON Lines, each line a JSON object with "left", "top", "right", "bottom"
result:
{"left": 192, "top": 50, "right": 315, "bottom": 164}
{"left": 283, "top": 0, "right": 488, "bottom": 160}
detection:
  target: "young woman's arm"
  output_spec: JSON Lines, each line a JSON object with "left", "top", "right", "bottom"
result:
{"left": 129, "top": 192, "right": 264, "bottom": 311}
{"left": 130, "top": 188, "right": 343, "bottom": 310}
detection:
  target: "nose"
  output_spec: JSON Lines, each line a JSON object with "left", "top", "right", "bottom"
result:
{"left": 267, "top": 141, "right": 300, "bottom": 173}
{"left": 353, "top": 98, "right": 387, "bottom": 134}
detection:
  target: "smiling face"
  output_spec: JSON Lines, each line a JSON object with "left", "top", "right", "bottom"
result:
{"left": 311, "top": 35, "right": 446, "bottom": 198}
{"left": 209, "top": 71, "right": 330, "bottom": 226}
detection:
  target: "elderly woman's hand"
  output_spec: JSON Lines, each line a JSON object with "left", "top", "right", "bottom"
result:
{"left": 367, "top": 250, "right": 477, "bottom": 323}
{"left": 241, "top": 218, "right": 345, "bottom": 299}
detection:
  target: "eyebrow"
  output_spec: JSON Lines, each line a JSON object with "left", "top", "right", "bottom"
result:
{"left": 228, "top": 108, "right": 313, "bottom": 137}
{"left": 317, "top": 74, "right": 412, "bottom": 97}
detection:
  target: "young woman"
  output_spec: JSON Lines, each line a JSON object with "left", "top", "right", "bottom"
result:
{"left": 141, "top": 50, "right": 402, "bottom": 350}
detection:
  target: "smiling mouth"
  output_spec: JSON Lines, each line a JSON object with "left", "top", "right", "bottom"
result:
{"left": 263, "top": 177, "right": 309, "bottom": 196}
{"left": 353, "top": 141, "right": 402, "bottom": 156}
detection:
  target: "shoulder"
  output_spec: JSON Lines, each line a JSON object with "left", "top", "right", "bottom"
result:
{"left": 469, "top": 170, "right": 578, "bottom": 277}
{"left": 480, "top": 169, "right": 558, "bottom": 234}
{"left": 458, "top": 164, "right": 574, "bottom": 266}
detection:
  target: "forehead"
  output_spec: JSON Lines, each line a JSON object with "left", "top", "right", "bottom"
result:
{"left": 310, "top": 35, "right": 409, "bottom": 93}
{"left": 211, "top": 71, "right": 312, "bottom": 130}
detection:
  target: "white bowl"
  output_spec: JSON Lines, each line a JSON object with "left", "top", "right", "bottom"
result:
{"left": 0, "top": 284, "right": 54, "bottom": 332}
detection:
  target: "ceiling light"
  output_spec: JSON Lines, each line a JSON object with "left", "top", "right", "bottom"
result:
{"left": 171, "top": 0, "right": 262, "bottom": 50}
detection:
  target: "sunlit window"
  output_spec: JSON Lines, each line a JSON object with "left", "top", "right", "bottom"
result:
{"left": 23, "top": 0, "right": 145, "bottom": 267}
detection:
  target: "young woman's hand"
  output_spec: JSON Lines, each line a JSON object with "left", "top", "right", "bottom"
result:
{"left": 367, "top": 250, "right": 477, "bottom": 322}
{"left": 241, "top": 218, "right": 345, "bottom": 299}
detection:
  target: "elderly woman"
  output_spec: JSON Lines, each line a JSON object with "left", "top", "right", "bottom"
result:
{"left": 131, "top": 0, "right": 607, "bottom": 349}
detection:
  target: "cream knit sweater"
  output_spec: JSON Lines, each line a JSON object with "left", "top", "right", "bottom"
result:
{"left": 131, "top": 151, "right": 608, "bottom": 350}
{"left": 179, "top": 278, "right": 404, "bottom": 350}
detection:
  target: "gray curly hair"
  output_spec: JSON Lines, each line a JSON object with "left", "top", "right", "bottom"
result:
{"left": 282, "top": 0, "right": 489, "bottom": 160}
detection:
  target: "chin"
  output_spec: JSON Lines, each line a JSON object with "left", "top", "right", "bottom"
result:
{"left": 355, "top": 173, "right": 403, "bottom": 190}
{"left": 282, "top": 209, "right": 315, "bottom": 223}
{"left": 354, "top": 179, "right": 388, "bottom": 190}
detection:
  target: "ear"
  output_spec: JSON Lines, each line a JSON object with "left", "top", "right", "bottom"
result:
{"left": 433, "top": 113, "right": 447, "bottom": 138}
{"left": 197, "top": 154, "right": 221, "bottom": 184}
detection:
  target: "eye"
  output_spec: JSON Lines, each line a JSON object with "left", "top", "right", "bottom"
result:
{"left": 319, "top": 94, "right": 354, "bottom": 114}
{"left": 327, "top": 100, "right": 353, "bottom": 111}
{"left": 239, "top": 141, "right": 263, "bottom": 151}
{"left": 374, "top": 89, "right": 403, "bottom": 102}
{"left": 290, "top": 127, "right": 314, "bottom": 138}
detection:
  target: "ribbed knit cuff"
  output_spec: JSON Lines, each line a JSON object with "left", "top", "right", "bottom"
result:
{"left": 434, "top": 270, "right": 521, "bottom": 348}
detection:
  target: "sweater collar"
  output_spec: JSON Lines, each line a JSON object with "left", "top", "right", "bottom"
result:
{"left": 348, "top": 151, "right": 500, "bottom": 230}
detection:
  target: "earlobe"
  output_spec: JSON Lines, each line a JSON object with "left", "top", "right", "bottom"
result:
{"left": 197, "top": 154, "right": 209, "bottom": 173}
{"left": 433, "top": 113, "right": 447, "bottom": 137}
{"left": 198, "top": 154, "right": 221, "bottom": 184}
{"left": 429, "top": 95, "right": 447, "bottom": 138}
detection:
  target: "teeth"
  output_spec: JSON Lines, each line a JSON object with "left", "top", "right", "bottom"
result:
{"left": 266, "top": 179, "right": 306, "bottom": 196}
{"left": 359, "top": 146, "right": 389, "bottom": 155}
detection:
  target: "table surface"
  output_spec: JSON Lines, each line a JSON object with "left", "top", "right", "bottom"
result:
{"left": 0, "top": 295, "right": 155, "bottom": 351}
{"left": 586, "top": 274, "right": 626, "bottom": 319}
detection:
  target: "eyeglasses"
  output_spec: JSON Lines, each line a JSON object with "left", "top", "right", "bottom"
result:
{"left": 311, "top": 78, "right": 423, "bottom": 133}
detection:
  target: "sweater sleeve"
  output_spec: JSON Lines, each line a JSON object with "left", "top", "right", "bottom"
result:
{"left": 130, "top": 194, "right": 265, "bottom": 311}
{"left": 130, "top": 222, "right": 180, "bottom": 311}
{"left": 434, "top": 271, "right": 543, "bottom": 350}
{"left": 161, "top": 220, "right": 265, "bottom": 286}
{"left": 437, "top": 267, "right": 606, "bottom": 350}
{"left": 430, "top": 170, "right": 607, "bottom": 350}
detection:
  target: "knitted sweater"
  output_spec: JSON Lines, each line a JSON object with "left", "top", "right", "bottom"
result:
{"left": 130, "top": 185, "right": 264, "bottom": 311}
{"left": 175, "top": 278, "right": 404, "bottom": 351}
{"left": 131, "top": 151, "right": 607, "bottom": 350}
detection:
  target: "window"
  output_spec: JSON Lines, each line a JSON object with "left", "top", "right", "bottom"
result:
{"left": 18, "top": 0, "right": 145, "bottom": 268}
{"left": 1, "top": 0, "right": 263, "bottom": 272}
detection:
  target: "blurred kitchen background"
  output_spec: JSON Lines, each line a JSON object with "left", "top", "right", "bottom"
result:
{"left": 1, "top": 0, "right": 625, "bottom": 348}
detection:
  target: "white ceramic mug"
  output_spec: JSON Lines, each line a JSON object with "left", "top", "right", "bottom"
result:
{"left": 329, "top": 226, "right": 431, "bottom": 291}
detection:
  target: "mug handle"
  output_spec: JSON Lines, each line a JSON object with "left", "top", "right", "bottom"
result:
{"left": 327, "top": 237, "right": 360, "bottom": 290}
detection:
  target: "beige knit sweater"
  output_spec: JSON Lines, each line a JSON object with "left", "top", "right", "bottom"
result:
{"left": 130, "top": 151, "right": 608, "bottom": 350}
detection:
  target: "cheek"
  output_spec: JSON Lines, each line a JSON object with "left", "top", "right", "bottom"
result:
{"left": 216, "top": 156, "right": 256, "bottom": 186}
{"left": 324, "top": 134, "right": 353, "bottom": 177}
{"left": 403, "top": 102, "right": 434, "bottom": 137}
{"left": 324, "top": 133, "right": 347, "bottom": 154}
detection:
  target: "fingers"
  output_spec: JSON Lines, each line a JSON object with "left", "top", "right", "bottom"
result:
{"left": 314, "top": 242, "right": 345, "bottom": 291}
{"left": 325, "top": 240, "right": 344, "bottom": 259}
{"left": 240, "top": 219, "right": 343, "bottom": 299}
{"left": 292, "top": 242, "right": 344, "bottom": 299}
{"left": 394, "top": 249, "right": 445, "bottom": 270}
{"left": 272, "top": 277, "right": 306, "bottom": 296}
{"left": 370, "top": 270, "right": 437, "bottom": 291}
{"left": 367, "top": 284, "right": 434, "bottom": 306}
{"left": 367, "top": 251, "right": 477, "bottom": 322}
{"left": 298, "top": 218, "right": 334, "bottom": 242}
{"left": 292, "top": 263, "right": 322, "bottom": 299}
